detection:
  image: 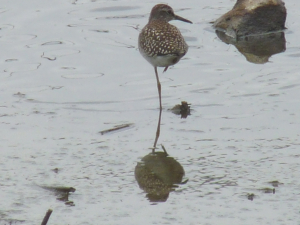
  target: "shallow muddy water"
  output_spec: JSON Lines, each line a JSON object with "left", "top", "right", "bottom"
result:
{"left": 1, "top": 0, "right": 300, "bottom": 224}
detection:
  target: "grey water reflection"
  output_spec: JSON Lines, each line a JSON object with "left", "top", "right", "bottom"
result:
{"left": 135, "top": 109, "right": 187, "bottom": 202}
{"left": 216, "top": 31, "right": 286, "bottom": 64}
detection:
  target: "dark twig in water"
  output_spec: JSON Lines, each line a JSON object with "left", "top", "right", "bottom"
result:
{"left": 161, "top": 145, "right": 168, "bottom": 155}
{"left": 41, "top": 209, "right": 52, "bottom": 225}
{"left": 100, "top": 123, "right": 134, "bottom": 135}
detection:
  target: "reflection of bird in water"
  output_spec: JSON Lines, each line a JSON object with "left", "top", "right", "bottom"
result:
{"left": 135, "top": 146, "right": 187, "bottom": 202}
{"left": 138, "top": 4, "right": 192, "bottom": 110}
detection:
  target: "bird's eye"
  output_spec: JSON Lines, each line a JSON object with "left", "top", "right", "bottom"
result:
{"left": 167, "top": 10, "right": 172, "bottom": 14}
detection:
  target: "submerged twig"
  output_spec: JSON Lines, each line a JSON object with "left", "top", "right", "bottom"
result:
{"left": 100, "top": 123, "right": 134, "bottom": 135}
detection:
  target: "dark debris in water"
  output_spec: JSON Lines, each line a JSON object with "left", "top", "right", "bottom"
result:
{"left": 100, "top": 123, "right": 134, "bottom": 135}
{"left": 64, "top": 201, "right": 75, "bottom": 207}
{"left": 258, "top": 187, "right": 275, "bottom": 194}
{"left": 40, "top": 186, "right": 76, "bottom": 206}
{"left": 267, "top": 180, "right": 283, "bottom": 187}
{"left": 170, "top": 101, "right": 191, "bottom": 118}
{"left": 247, "top": 193, "right": 255, "bottom": 201}
{"left": 5, "top": 59, "right": 18, "bottom": 62}
{"left": 52, "top": 168, "right": 59, "bottom": 173}
{"left": 244, "top": 185, "right": 277, "bottom": 201}
{"left": 91, "top": 29, "right": 109, "bottom": 33}
{"left": 13, "top": 92, "right": 26, "bottom": 98}
{"left": 0, "top": 219, "right": 26, "bottom": 224}
{"left": 42, "top": 186, "right": 76, "bottom": 193}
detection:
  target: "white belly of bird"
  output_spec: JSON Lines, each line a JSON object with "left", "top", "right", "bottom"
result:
{"left": 142, "top": 52, "right": 179, "bottom": 68}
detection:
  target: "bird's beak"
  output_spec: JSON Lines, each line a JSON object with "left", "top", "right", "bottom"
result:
{"left": 174, "top": 14, "right": 193, "bottom": 24}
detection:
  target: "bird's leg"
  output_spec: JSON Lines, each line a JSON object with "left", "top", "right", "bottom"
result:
{"left": 153, "top": 67, "right": 163, "bottom": 151}
{"left": 154, "top": 67, "right": 162, "bottom": 111}
{"left": 163, "top": 66, "right": 169, "bottom": 73}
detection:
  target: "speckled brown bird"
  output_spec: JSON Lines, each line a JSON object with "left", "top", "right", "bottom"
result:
{"left": 138, "top": 4, "right": 192, "bottom": 110}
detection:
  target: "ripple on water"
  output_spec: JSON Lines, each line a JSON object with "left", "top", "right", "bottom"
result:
{"left": 26, "top": 40, "right": 75, "bottom": 48}
{"left": 0, "top": 71, "right": 10, "bottom": 78}
{"left": 285, "top": 47, "right": 300, "bottom": 57}
{"left": 11, "top": 85, "right": 58, "bottom": 94}
{"left": 0, "top": 34, "right": 36, "bottom": 41}
{"left": 61, "top": 73, "right": 104, "bottom": 79}
{"left": 84, "top": 28, "right": 118, "bottom": 35}
{"left": 98, "top": 14, "right": 145, "bottom": 20}
{"left": 184, "top": 36, "right": 198, "bottom": 42}
{"left": 3, "top": 62, "right": 41, "bottom": 73}
{"left": 0, "top": 8, "right": 9, "bottom": 14}
{"left": 0, "top": 24, "right": 14, "bottom": 30}
{"left": 42, "top": 49, "right": 80, "bottom": 60}
{"left": 91, "top": 6, "right": 140, "bottom": 12}
{"left": 279, "top": 84, "right": 300, "bottom": 90}
{"left": 84, "top": 37, "right": 134, "bottom": 49}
